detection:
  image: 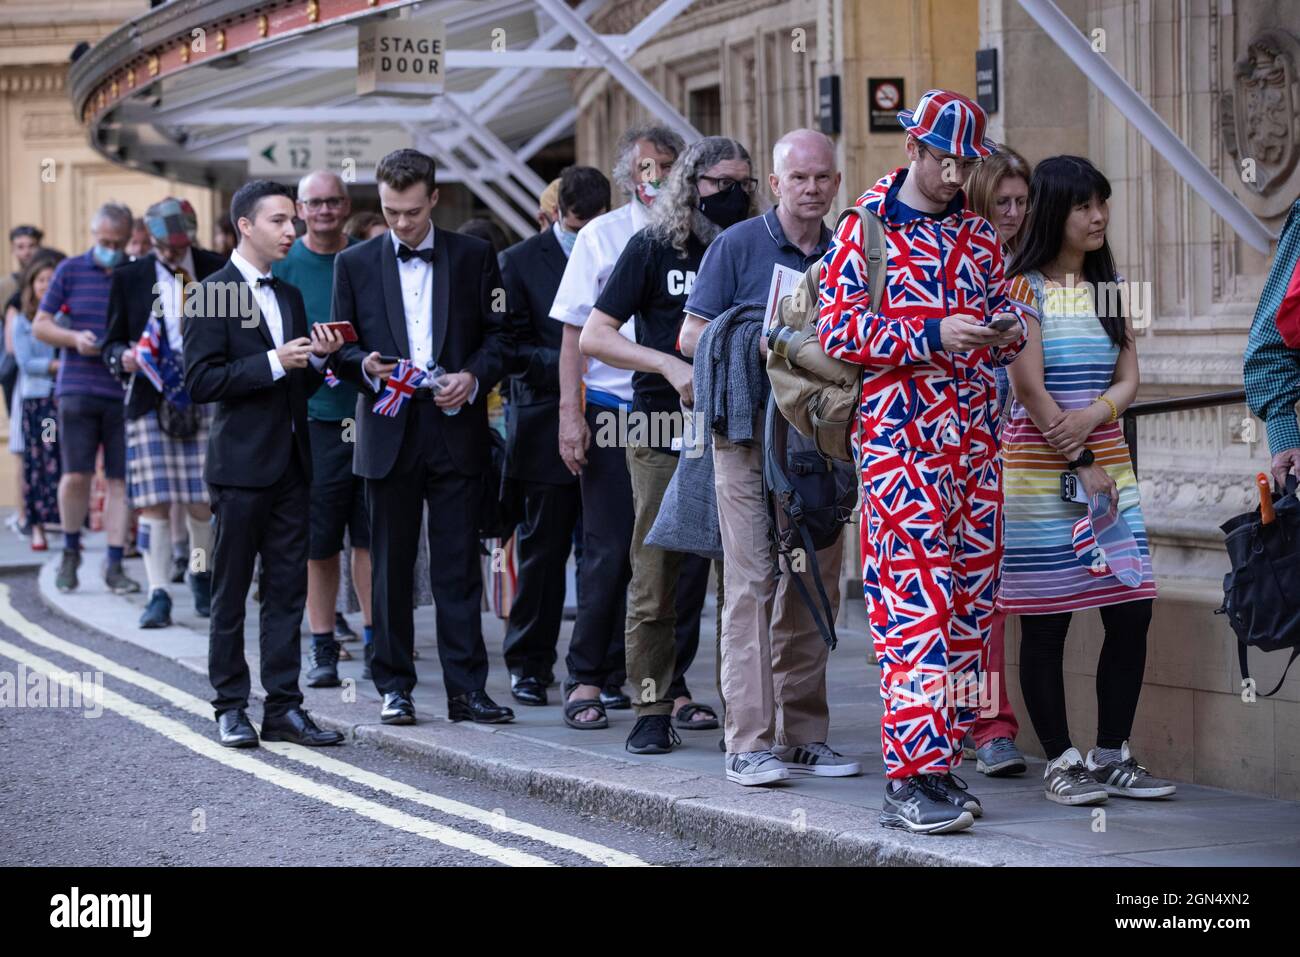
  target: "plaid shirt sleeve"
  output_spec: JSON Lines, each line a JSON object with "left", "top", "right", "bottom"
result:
{"left": 816, "top": 211, "right": 935, "bottom": 366}
{"left": 1244, "top": 200, "right": 1300, "bottom": 455}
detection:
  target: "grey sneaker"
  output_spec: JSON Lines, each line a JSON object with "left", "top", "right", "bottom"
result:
{"left": 1044, "top": 748, "right": 1109, "bottom": 806}
{"left": 104, "top": 564, "right": 141, "bottom": 595}
{"left": 1086, "top": 742, "right": 1176, "bottom": 799}
{"left": 772, "top": 741, "right": 862, "bottom": 777}
{"left": 880, "top": 776, "right": 974, "bottom": 834}
{"left": 56, "top": 549, "right": 81, "bottom": 592}
{"left": 725, "top": 750, "right": 790, "bottom": 786}
{"left": 975, "top": 736, "right": 1027, "bottom": 777}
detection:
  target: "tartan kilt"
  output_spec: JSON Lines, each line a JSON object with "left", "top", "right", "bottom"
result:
{"left": 126, "top": 404, "right": 213, "bottom": 508}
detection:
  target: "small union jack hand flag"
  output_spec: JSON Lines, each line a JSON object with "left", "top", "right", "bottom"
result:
{"left": 371, "top": 359, "right": 427, "bottom": 417}
{"left": 324, "top": 368, "right": 340, "bottom": 389}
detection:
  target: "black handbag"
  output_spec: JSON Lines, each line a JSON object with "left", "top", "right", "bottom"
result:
{"left": 1217, "top": 475, "right": 1300, "bottom": 696}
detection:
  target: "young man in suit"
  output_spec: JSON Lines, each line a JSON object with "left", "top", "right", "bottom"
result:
{"left": 183, "top": 180, "right": 345, "bottom": 749}
{"left": 104, "top": 197, "right": 227, "bottom": 629}
{"left": 332, "top": 148, "right": 511, "bottom": 727}
{"left": 498, "top": 165, "right": 609, "bottom": 707}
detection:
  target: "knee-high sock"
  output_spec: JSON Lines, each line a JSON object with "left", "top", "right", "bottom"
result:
{"left": 186, "top": 513, "right": 214, "bottom": 576}
{"left": 138, "top": 517, "right": 172, "bottom": 594}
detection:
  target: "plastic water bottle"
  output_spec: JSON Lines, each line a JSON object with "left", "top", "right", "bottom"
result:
{"left": 428, "top": 364, "right": 459, "bottom": 416}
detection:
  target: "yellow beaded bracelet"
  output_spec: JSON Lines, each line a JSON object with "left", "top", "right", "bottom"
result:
{"left": 1098, "top": 395, "right": 1118, "bottom": 423}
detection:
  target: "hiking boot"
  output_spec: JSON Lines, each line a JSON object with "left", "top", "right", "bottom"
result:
{"left": 138, "top": 589, "right": 172, "bottom": 629}
{"left": 306, "top": 640, "right": 341, "bottom": 688}
{"left": 104, "top": 564, "right": 141, "bottom": 595}
{"left": 880, "top": 776, "right": 975, "bottom": 834}
{"left": 56, "top": 549, "right": 81, "bottom": 592}
{"left": 189, "top": 571, "right": 212, "bottom": 618}
{"left": 975, "top": 736, "right": 1027, "bottom": 777}
{"left": 1086, "top": 742, "right": 1176, "bottom": 799}
{"left": 772, "top": 741, "right": 862, "bottom": 777}
{"left": 929, "top": 771, "right": 983, "bottom": 818}
{"left": 625, "top": 714, "right": 680, "bottom": 755}
{"left": 1044, "top": 748, "right": 1109, "bottom": 806}
{"left": 725, "top": 750, "right": 790, "bottom": 786}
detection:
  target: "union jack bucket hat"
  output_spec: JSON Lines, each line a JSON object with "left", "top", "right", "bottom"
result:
{"left": 897, "top": 89, "right": 997, "bottom": 158}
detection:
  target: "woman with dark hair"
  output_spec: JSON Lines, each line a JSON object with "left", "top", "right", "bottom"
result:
{"left": 961, "top": 145, "right": 1034, "bottom": 778}
{"left": 1000, "top": 155, "right": 1171, "bottom": 807}
{"left": 12, "top": 250, "right": 65, "bottom": 550}
{"left": 343, "top": 211, "right": 388, "bottom": 242}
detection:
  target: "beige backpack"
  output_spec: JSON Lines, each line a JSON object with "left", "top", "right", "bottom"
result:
{"left": 766, "top": 206, "right": 886, "bottom": 463}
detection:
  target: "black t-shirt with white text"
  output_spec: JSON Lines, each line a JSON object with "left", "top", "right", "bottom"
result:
{"left": 594, "top": 227, "right": 704, "bottom": 447}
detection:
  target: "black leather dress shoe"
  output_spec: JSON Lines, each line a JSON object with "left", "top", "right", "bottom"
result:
{"left": 260, "top": 708, "right": 344, "bottom": 746}
{"left": 217, "top": 709, "right": 259, "bottom": 748}
{"left": 449, "top": 690, "right": 515, "bottom": 724}
{"left": 380, "top": 691, "right": 415, "bottom": 725}
{"left": 510, "top": 675, "right": 547, "bottom": 706}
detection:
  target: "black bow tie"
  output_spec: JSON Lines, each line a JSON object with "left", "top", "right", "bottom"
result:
{"left": 397, "top": 244, "right": 434, "bottom": 263}
{"left": 256, "top": 276, "right": 279, "bottom": 289}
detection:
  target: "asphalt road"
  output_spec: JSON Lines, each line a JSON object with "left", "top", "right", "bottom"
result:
{"left": 0, "top": 572, "right": 750, "bottom": 867}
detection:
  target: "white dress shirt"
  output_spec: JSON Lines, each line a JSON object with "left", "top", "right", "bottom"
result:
{"left": 364, "top": 226, "right": 477, "bottom": 404}
{"left": 229, "top": 247, "right": 326, "bottom": 381}
{"left": 153, "top": 248, "right": 196, "bottom": 350}
{"left": 548, "top": 199, "right": 644, "bottom": 403}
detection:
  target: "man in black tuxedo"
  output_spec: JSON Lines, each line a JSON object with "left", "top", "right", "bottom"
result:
{"left": 331, "top": 149, "right": 512, "bottom": 726}
{"left": 104, "top": 198, "right": 227, "bottom": 629}
{"left": 498, "top": 166, "right": 609, "bottom": 707}
{"left": 183, "top": 180, "right": 345, "bottom": 749}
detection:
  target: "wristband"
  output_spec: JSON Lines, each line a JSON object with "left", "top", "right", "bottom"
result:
{"left": 1098, "top": 395, "right": 1118, "bottom": 423}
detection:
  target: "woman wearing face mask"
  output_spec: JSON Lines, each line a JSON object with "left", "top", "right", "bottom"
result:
{"left": 1000, "top": 156, "right": 1170, "bottom": 807}
{"left": 958, "top": 146, "right": 1033, "bottom": 779}
{"left": 579, "top": 136, "right": 755, "bottom": 756}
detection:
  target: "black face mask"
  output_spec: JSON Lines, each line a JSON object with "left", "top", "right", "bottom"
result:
{"left": 698, "top": 183, "right": 749, "bottom": 229}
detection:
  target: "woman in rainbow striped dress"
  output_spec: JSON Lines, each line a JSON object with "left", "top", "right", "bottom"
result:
{"left": 998, "top": 156, "right": 1175, "bottom": 807}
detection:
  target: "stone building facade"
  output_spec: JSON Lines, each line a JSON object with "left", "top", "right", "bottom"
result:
{"left": 575, "top": 0, "right": 1297, "bottom": 797}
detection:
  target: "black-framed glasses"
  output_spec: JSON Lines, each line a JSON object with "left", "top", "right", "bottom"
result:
{"left": 698, "top": 174, "right": 759, "bottom": 195}
{"left": 918, "top": 144, "right": 982, "bottom": 174}
{"left": 301, "top": 197, "right": 346, "bottom": 211}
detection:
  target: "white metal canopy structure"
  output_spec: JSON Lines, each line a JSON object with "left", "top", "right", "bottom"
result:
{"left": 70, "top": 0, "right": 703, "bottom": 238}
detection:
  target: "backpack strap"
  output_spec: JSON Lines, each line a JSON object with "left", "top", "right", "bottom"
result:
{"left": 828, "top": 206, "right": 886, "bottom": 316}
{"left": 1240, "top": 641, "right": 1300, "bottom": 698}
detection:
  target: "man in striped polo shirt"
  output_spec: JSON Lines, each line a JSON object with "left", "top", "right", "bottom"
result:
{"left": 33, "top": 201, "right": 141, "bottom": 595}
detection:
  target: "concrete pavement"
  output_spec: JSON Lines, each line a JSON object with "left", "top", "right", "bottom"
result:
{"left": 18, "top": 517, "right": 1300, "bottom": 867}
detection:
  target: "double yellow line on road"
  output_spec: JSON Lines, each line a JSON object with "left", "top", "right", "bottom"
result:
{"left": 0, "top": 583, "right": 648, "bottom": 867}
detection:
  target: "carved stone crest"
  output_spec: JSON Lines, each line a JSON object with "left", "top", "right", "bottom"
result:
{"left": 1222, "top": 30, "right": 1300, "bottom": 218}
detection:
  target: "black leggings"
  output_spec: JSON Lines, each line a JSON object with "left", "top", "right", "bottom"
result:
{"left": 1018, "top": 599, "right": 1153, "bottom": 760}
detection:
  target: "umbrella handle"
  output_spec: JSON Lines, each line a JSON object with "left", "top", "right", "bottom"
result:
{"left": 1258, "top": 472, "right": 1275, "bottom": 525}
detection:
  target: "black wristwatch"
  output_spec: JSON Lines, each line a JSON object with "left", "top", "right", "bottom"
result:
{"left": 1067, "top": 449, "right": 1095, "bottom": 470}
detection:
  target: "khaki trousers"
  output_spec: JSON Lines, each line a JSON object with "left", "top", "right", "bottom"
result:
{"left": 625, "top": 443, "right": 682, "bottom": 716}
{"left": 714, "top": 434, "right": 840, "bottom": 753}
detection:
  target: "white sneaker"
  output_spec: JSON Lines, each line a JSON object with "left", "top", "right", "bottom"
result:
{"left": 772, "top": 741, "right": 862, "bottom": 777}
{"left": 725, "top": 750, "right": 790, "bottom": 786}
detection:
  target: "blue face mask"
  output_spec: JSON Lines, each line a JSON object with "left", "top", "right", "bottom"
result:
{"left": 554, "top": 222, "right": 579, "bottom": 257}
{"left": 92, "top": 244, "right": 124, "bottom": 270}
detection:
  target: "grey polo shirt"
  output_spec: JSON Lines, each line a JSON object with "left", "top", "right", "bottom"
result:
{"left": 684, "top": 205, "right": 833, "bottom": 321}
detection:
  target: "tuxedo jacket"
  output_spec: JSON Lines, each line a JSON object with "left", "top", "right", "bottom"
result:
{"left": 331, "top": 228, "right": 510, "bottom": 480}
{"left": 182, "top": 261, "right": 322, "bottom": 488}
{"left": 498, "top": 227, "right": 571, "bottom": 486}
{"left": 104, "top": 249, "right": 227, "bottom": 419}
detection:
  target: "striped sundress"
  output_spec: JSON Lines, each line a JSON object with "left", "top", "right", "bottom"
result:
{"left": 997, "top": 271, "right": 1157, "bottom": 614}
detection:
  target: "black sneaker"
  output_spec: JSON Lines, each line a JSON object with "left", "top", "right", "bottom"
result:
{"left": 929, "top": 771, "right": 983, "bottom": 818}
{"left": 170, "top": 555, "right": 187, "bottom": 584}
{"left": 880, "top": 776, "right": 975, "bottom": 834}
{"left": 306, "top": 641, "right": 341, "bottom": 688}
{"left": 189, "top": 571, "right": 212, "bottom": 618}
{"left": 56, "top": 549, "right": 81, "bottom": 592}
{"left": 625, "top": 714, "right": 680, "bottom": 755}
{"left": 138, "top": 589, "right": 173, "bottom": 629}
{"left": 104, "top": 564, "right": 141, "bottom": 595}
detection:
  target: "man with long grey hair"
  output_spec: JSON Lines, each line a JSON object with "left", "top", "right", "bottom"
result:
{"left": 581, "top": 135, "right": 755, "bottom": 755}
{"left": 550, "top": 124, "right": 719, "bottom": 733}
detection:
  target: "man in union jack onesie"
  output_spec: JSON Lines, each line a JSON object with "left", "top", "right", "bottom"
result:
{"left": 816, "top": 90, "right": 1029, "bottom": 834}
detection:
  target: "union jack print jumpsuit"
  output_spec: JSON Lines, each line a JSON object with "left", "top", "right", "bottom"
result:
{"left": 816, "top": 167, "right": 1029, "bottom": 779}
